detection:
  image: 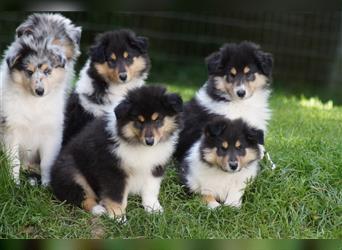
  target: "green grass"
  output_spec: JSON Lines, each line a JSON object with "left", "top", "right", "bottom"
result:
{"left": 1, "top": 69, "right": 341, "bottom": 239}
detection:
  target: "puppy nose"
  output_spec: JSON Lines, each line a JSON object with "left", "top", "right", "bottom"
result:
{"left": 35, "top": 87, "right": 44, "bottom": 96}
{"left": 229, "top": 161, "right": 238, "bottom": 170}
{"left": 119, "top": 72, "right": 127, "bottom": 82}
{"left": 145, "top": 137, "right": 154, "bottom": 146}
{"left": 237, "top": 89, "right": 246, "bottom": 98}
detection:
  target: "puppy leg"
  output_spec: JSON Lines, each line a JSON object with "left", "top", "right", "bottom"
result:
{"left": 223, "top": 189, "right": 244, "bottom": 208}
{"left": 3, "top": 135, "right": 21, "bottom": 185}
{"left": 39, "top": 134, "right": 62, "bottom": 186}
{"left": 202, "top": 194, "right": 221, "bottom": 209}
{"left": 141, "top": 176, "right": 163, "bottom": 213}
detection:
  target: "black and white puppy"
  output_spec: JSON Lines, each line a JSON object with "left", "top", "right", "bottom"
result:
{"left": 62, "top": 29, "right": 151, "bottom": 146}
{"left": 180, "top": 118, "right": 261, "bottom": 209}
{"left": 51, "top": 86, "right": 183, "bottom": 219}
{"left": 175, "top": 41, "right": 273, "bottom": 161}
{"left": 0, "top": 13, "right": 81, "bottom": 185}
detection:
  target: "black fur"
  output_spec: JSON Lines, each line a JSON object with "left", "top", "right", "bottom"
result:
{"left": 174, "top": 98, "right": 217, "bottom": 160}
{"left": 52, "top": 85, "right": 183, "bottom": 210}
{"left": 62, "top": 93, "right": 94, "bottom": 146}
{"left": 52, "top": 119, "right": 126, "bottom": 207}
{"left": 62, "top": 29, "right": 151, "bottom": 146}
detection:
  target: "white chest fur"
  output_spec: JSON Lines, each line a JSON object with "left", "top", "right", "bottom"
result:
{"left": 196, "top": 87, "right": 271, "bottom": 132}
{"left": 113, "top": 133, "right": 178, "bottom": 195}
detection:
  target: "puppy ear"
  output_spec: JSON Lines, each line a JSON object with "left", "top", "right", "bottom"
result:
{"left": 89, "top": 44, "right": 106, "bottom": 63}
{"left": 130, "top": 36, "right": 149, "bottom": 54}
{"left": 16, "top": 24, "right": 34, "bottom": 38}
{"left": 66, "top": 26, "right": 82, "bottom": 47}
{"left": 205, "top": 51, "right": 221, "bottom": 75}
{"left": 205, "top": 120, "right": 226, "bottom": 138}
{"left": 244, "top": 127, "right": 262, "bottom": 145}
{"left": 255, "top": 50, "right": 273, "bottom": 77}
{"left": 114, "top": 100, "right": 132, "bottom": 120}
{"left": 164, "top": 93, "right": 183, "bottom": 113}
{"left": 6, "top": 52, "right": 22, "bottom": 69}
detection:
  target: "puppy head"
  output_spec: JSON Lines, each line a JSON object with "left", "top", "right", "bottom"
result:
{"left": 89, "top": 29, "right": 150, "bottom": 84}
{"left": 206, "top": 41, "right": 273, "bottom": 100}
{"left": 16, "top": 13, "right": 82, "bottom": 61}
{"left": 200, "top": 118, "right": 261, "bottom": 173}
{"left": 6, "top": 37, "right": 67, "bottom": 97}
{"left": 114, "top": 85, "right": 183, "bottom": 146}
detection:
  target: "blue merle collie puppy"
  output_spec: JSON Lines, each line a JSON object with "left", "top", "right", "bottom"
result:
{"left": 180, "top": 118, "right": 261, "bottom": 209}
{"left": 0, "top": 13, "right": 81, "bottom": 185}
{"left": 175, "top": 41, "right": 273, "bottom": 161}
{"left": 51, "top": 86, "right": 183, "bottom": 219}
{"left": 62, "top": 29, "right": 151, "bottom": 146}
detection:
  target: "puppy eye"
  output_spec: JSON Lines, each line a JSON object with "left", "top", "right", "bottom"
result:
{"left": 236, "top": 145, "right": 243, "bottom": 150}
{"left": 44, "top": 68, "right": 51, "bottom": 75}
{"left": 26, "top": 69, "right": 34, "bottom": 76}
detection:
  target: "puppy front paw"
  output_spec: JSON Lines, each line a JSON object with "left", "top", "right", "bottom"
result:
{"left": 207, "top": 201, "right": 221, "bottom": 209}
{"left": 143, "top": 201, "right": 164, "bottom": 214}
{"left": 224, "top": 200, "right": 242, "bottom": 208}
{"left": 91, "top": 205, "right": 107, "bottom": 216}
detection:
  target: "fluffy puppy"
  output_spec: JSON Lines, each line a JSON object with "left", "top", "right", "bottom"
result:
{"left": 62, "top": 29, "right": 151, "bottom": 146}
{"left": 51, "top": 86, "right": 183, "bottom": 219}
{"left": 175, "top": 41, "right": 273, "bottom": 161}
{"left": 180, "top": 118, "right": 261, "bottom": 209}
{"left": 0, "top": 14, "right": 81, "bottom": 185}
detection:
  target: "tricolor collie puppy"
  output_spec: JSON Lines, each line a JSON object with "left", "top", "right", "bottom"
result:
{"left": 180, "top": 118, "right": 261, "bottom": 209}
{"left": 0, "top": 14, "right": 81, "bottom": 185}
{"left": 175, "top": 41, "right": 273, "bottom": 161}
{"left": 62, "top": 29, "right": 150, "bottom": 146}
{"left": 51, "top": 86, "right": 183, "bottom": 219}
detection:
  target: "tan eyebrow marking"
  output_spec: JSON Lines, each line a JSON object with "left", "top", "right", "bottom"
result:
{"left": 111, "top": 53, "right": 116, "bottom": 60}
{"left": 40, "top": 64, "right": 49, "bottom": 71}
{"left": 230, "top": 67, "right": 237, "bottom": 76}
{"left": 243, "top": 66, "right": 250, "bottom": 74}
{"left": 123, "top": 51, "right": 128, "bottom": 58}
{"left": 138, "top": 115, "right": 145, "bottom": 122}
{"left": 222, "top": 141, "right": 228, "bottom": 149}
{"left": 235, "top": 140, "right": 241, "bottom": 148}
{"left": 151, "top": 112, "right": 159, "bottom": 121}
{"left": 26, "top": 63, "right": 35, "bottom": 72}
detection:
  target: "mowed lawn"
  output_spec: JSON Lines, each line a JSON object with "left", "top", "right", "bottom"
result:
{"left": 0, "top": 65, "right": 341, "bottom": 238}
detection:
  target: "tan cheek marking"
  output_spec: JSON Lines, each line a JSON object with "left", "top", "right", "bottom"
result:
{"left": 246, "top": 73, "right": 268, "bottom": 94}
{"left": 127, "top": 56, "right": 147, "bottom": 79}
{"left": 230, "top": 67, "right": 237, "bottom": 76}
{"left": 94, "top": 63, "right": 119, "bottom": 83}
{"left": 235, "top": 140, "right": 241, "bottom": 148}
{"left": 222, "top": 141, "right": 228, "bottom": 149}
{"left": 203, "top": 147, "right": 226, "bottom": 169}
{"left": 111, "top": 53, "right": 116, "bottom": 61}
{"left": 138, "top": 115, "right": 145, "bottom": 123}
{"left": 122, "top": 122, "right": 141, "bottom": 141}
{"left": 123, "top": 51, "right": 128, "bottom": 58}
{"left": 151, "top": 112, "right": 159, "bottom": 121}
{"left": 238, "top": 148, "right": 258, "bottom": 168}
{"left": 243, "top": 66, "right": 250, "bottom": 74}
{"left": 214, "top": 76, "right": 235, "bottom": 97}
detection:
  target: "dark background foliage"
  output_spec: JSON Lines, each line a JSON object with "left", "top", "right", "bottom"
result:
{"left": 1, "top": 12, "right": 341, "bottom": 103}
